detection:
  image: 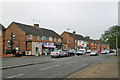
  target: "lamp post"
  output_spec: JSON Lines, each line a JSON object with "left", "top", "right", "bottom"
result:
{"left": 67, "top": 28, "right": 70, "bottom": 53}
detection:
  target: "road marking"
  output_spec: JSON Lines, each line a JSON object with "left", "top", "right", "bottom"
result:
{"left": 66, "top": 61, "right": 77, "bottom": 64}
{"left": 7, "top": 74, "right": 23, "bottom": 78}
{"left": 39, "top": 65, "right": 60, "bottom": 70}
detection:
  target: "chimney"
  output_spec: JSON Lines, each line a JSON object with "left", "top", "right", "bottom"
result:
{"left": 34, "top": 24, "right": 39, "bottom": 28}
{"left": 73, "top": 31, "right": 76, "bottom": 34}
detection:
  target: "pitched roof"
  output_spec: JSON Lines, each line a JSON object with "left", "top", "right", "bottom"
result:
{"left": 64, "top": 31, "right": 88, "bottom": 41}
{"left": 96, "top": 40, "right": 109, "bottom": 45}
{"left": 13, "top": 22, "right": 62, "bottom": 38}
{"left": 0, "top": 24, "right": 6, "bottom": 31}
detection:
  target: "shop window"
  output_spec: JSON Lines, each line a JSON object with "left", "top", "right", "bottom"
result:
{"left": 58, "top": 38, "right": 61, "bottom": 42}
{"left": 42, "top": 36, "right": 46, "bottom": 41}
{"left": 29, "top": 34, "right": 32, "bottom": 39}
{"left": 49, "top": 37, "right": 53, "bottom": 41}
{"left": 37, "top": 36, "right": 39, "bottom": 40}
{"left": 8, "top": 40, "right": 11, "bottom": 47}
{"left": 67, "top": 40, "right": 70, "bottom": 43}
{"left": 64, "top": 46, "right": 66, "bottom": 50}
{"left": 54, "top": 38, "right": 56, "bottom": 42}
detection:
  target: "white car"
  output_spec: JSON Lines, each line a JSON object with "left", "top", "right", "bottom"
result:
{"left": 101, "top": 50, "right": 109, "bottom": 54}
{"left": 76, "top": 49, "right": 86, "bottom": 55}
{"left": 86, "top": 49, "right": 92, "bottom": 53}
{"left": 90, "top": 51, "right": 99, "bottom": 56}
{"left": 50, "top": 50, "right": 66, "bottom": 58}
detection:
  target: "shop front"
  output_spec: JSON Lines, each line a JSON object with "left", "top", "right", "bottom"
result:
{"left": 42, "top": 42, "right": 56, "bottom": 55}
{"left": 54, "top": 43, "right": 63, "bottom": 50}
{"left": 32, "top": 42, "right": 42, "bottom": 56}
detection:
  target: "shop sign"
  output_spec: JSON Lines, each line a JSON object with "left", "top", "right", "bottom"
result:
{"left": 42, "top": 42, "right": 54, "bottom": 46}
{"left": 34, "top": 44, "right": 40, "bottom": 47}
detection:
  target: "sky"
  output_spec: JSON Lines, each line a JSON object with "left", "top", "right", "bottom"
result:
{"left": 0, "top": 0, "right": 119, "bottom": 40}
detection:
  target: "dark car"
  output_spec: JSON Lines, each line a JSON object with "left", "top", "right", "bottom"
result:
{"left": 68, "top": 49, "right": 76, "bottom": 56}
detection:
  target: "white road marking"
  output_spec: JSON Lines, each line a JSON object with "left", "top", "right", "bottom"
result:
{"left": 66, "top": 61, "right": 77, "bottom": 64}
{"left": 7, "top": 74, "right": 23, "bottom": 78}
{"left": 39, "top": 65, "right": 60, "bottom": 71}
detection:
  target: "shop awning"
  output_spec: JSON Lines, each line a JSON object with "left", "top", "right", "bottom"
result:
{"left": 43, "top": 45, "right": 56, "bottom": 48}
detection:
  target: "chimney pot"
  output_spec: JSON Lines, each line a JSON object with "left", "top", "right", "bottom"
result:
{"left": 34, "top": 24, "right": 39, "bottom": 28}
{"left": 73, "top": 31, "right": 76, "bottom": 34}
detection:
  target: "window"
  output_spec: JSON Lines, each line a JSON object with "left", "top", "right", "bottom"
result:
{"left": 29, "top": 34, "right": 32, "bottom": 39}
{"left": 67, "top": 40, "right": 70, "bottom": 43}
{"left": 64, "top": 46, "right": 66, "bottom": 50}
{"left": 37, "top": 36, "right": 39, "bottom": 40}
{"left": 58, "top": 38, "right": 61, "bottom": 42}
{"left": 91, "top": 43, "right": 94, "bottom": 45}
{"left": 8, "top": 40, "right": 11, "bottom": 47}
{"left": 75, "top": 40, "right": 77, "bottom": 43}
{"left": 54, "top": 38, "right": 56, "bottom": 42}
{"left": 49, "top": 37, "right": 53, "bottom": 41}
{"left": 42, "top": 36, "right": 46, "bottom": 41}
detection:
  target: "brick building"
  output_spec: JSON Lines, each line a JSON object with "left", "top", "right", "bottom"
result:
{"left": 5, "top": 22, "right": 62, "bottom": 56}
{"left": 95, "top": 40, "right": 110, "bottom": 51}
{"left": 0, "top": 24, "right": 6, "bottom": 54}
{"left": 61, "top": 31, "right": 88, "bottom": 51}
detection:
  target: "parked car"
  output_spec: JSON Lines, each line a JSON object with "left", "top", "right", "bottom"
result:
{"left": 63, "top": 50, "right": 69, "bottom": 57}
{"left": 110, "top": 50, "right": 114, "bottom": 53}
{"left": 50, "top": 50, "right": 66, "bottom": 58}
{"left": 86, "top": 49, "right": 91, "bottom": 53}
{"left": 68, "top": 49, "right": 76, "bottom": 56}
{"left": 90, "top": 51, "right": 99, "bottom": 56}
{"left": 101, "top": 50, "right": 109, "bottom": 54}
{"left": 76, "top": 49, "right": 86, "bottom": 55}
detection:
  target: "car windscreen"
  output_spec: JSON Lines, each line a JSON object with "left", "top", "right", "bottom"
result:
{"left": 91, "top": 51, "right": 97, "bottom": 53}
{"left": 52, "top": 50, "right": 59, "bottom": 53}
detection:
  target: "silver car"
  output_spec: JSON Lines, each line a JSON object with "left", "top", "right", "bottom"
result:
{"left": 90, "top": 51, "right": 99, "bottom": 56}
{"left": 50, "top": 50, "right": 66, "bottom": 58}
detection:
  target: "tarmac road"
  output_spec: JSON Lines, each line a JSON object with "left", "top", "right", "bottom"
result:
{"left": 2, "top": 53, "right": 118, "bottom": 79}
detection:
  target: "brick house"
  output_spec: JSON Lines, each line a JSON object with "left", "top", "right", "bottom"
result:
{"left": 5, "top": 22, "right": 62, "bottom": 56}
{"left": 95, "top": 40, "right": 110, "bottom": 51}
{"left": 0, "top": 24, "right": 6, "bottom": 54}
{"left": 61, "top": 31, "right": 88, "bottom": 51}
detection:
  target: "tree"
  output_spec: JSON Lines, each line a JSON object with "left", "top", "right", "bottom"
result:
{"left": 100, "top": 25, "right": 120, "bottom": 49}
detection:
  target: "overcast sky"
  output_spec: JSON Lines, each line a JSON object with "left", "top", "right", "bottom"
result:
{"left": 0, "top": 0, "right": 119, "bottom": 39}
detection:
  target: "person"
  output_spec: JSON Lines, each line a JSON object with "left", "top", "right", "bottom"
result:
{"left": 16, "top": 50, "right": 19, "bottom": 58}
{"left": 12, "top": 48, "right": 16, "bottom": 57}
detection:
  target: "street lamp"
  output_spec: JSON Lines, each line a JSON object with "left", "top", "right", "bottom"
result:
{"left": 67, "top": 28, "right": 70, "bottom": 53}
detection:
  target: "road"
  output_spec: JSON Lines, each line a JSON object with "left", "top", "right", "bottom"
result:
{"left": 2, "top": 53, "right": 118, "bottom": 79}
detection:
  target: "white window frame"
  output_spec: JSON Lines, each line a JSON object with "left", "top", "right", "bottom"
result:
{"left": 29, "top": 34, "right": 33, "bottom": 39}
{"left": 49, "top": 37, "right": 53, "bottom": 41}
{"left": 58, "top": 38, "right": 61, "bottom": 42}
{"left": 42, "top": 36, "right": 46, "bottom": 41}
{"left": 54, "top": 38, "right": 56, "bottom": 42}
{"left": 37, "top": 36, "right": 39, "bottom": 40}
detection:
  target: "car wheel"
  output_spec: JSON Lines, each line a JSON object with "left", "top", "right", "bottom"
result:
{"left": 51, "top": 56, "right": 54, "bottom": 58}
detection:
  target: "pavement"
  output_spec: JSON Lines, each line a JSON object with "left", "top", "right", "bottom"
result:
{"left": 66, "top": 62, "right": 118, "bottom": 78}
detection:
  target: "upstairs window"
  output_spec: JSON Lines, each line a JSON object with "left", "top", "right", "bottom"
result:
{"left": 42, "top": 36, "right": 46, "bottom": 41}
{"left": 54, "top": 38, "right": 56, "bottom": 42}
{"left": 49, "top": 37, "right": 53, "bottom": 41}
{"left": 29, "top": 34, "right": 32, "bottom": 40}
{"left": 37, "top": 36, "right": 39, "bottom": 40}
{"left": 58, "top": 38, "right": 61, "bottom": 42}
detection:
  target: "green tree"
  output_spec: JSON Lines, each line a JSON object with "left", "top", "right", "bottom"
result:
{"left": 100, "top": 25, "right": 120, "bottom": 49}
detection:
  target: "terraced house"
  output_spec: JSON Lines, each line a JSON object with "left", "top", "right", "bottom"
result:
{"left": 0, "top": 24, "right": 6, "bottom": 54}
{"left": 61, "top": 31, "right": 89, "bottom": 51}
{"left": 5, "top": 22, "right": 62, "bottom": 56}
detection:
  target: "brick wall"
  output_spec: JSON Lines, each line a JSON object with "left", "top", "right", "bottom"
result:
{"left": 5, "top": 23, "right": 26, "bottom": 52}
{"left": 61, "top": 32, "right": 75, "bottom": 49}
